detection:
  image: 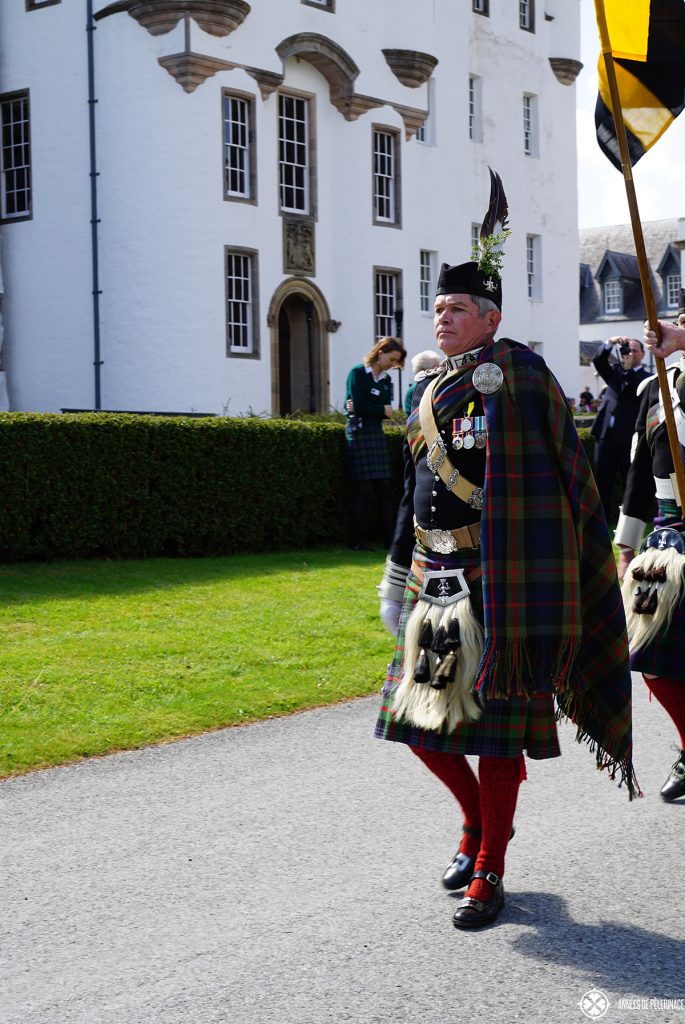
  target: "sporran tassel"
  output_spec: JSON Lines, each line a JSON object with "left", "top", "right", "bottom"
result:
{"left": 391, "top": 596, "right": 484, "bottom": 733}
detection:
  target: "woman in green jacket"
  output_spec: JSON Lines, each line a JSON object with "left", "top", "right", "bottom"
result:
{"left": 345, "top": 336, "right": 406, "bottom": 549}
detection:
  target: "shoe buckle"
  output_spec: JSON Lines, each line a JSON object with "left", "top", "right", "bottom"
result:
{"left": 461, "top": 897, "right": 484, "bottom": 911}
{"left": 484, "top": 871, "right": 500, "bottom": 886}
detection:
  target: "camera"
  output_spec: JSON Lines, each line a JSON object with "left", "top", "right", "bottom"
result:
{"left": 618, "top": 340, "right": 631, "bottom": 356}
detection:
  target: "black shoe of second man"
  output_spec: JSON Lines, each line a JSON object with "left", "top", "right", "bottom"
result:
{"left": 660, "top": 751, "right": 685, "bottom": 802}
{"left": 442, "top": 826, "right": 515, "bottom": 891}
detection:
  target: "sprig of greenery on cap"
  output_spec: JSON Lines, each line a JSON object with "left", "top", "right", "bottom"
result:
{"left": 471, "top": 228, "right": 511, "bottom": 280}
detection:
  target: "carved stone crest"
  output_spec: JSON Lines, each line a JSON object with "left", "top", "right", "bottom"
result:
{"left": 283, "top": 218, "right": 315, "bottom": 276}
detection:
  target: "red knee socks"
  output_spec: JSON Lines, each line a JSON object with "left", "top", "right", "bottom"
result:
{"left": 465, "top": 755, "right": 522, "bottom": 902}
{"left": 645, "top": 676, "right": 685, "bottom": 750}
{"left": 410, "top": 748, "right": 481, "bottom": 858}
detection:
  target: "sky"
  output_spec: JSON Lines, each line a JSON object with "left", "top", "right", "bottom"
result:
{"left": 576, "top": 0, "right": 684, "bottom": 228}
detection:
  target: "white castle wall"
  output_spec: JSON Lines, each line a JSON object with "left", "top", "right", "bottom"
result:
{"left": 0, "top": 0, "right": 581, "bottom": 413}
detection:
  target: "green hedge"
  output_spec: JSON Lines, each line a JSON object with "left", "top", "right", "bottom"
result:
{"left": 0, "top": 414, "right": 600, "bottom": 563}
{"left": 0, "top": 414, "right": 406, "bottom": 562}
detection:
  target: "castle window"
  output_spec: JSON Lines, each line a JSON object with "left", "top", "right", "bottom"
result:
{"left": 226, "top": 248, "right": 259, "bottom": 358}
{"left": 1, "top": 91, "right": 31, "bottom": 222}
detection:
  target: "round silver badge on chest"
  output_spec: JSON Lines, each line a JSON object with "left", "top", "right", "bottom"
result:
{"left": 472, "top": 363, "right": 504, "bottom": 395}
{"left": 462, "top": 434, "right": 475, "bottom": 450}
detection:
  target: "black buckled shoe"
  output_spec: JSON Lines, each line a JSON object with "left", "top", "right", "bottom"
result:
{"left": 442, "top": 826, "right": 480, "bottom": 890}
{"left": 452, "top": 870, "right": 505, "bottom": 929}
{"left": 660, "top": 751, "right": 685, "bottom": 802}
{"left": 442, "top": 826, "right": 515, "bottom": 891}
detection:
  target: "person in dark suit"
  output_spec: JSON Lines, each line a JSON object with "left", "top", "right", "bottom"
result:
{"left": 591, "top": 337, "right": 650, "bottom": 519}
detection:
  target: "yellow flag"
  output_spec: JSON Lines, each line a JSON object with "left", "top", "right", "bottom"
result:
{"left": 594, "top": 0, "right": 685, "bottom": 168}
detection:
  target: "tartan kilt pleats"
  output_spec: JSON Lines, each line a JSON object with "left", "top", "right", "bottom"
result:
{"left": 630, "top": 596, "right": 685, "bottom": 680}
{"left": 345, "top": 425, "right": 392, "bottom": 480}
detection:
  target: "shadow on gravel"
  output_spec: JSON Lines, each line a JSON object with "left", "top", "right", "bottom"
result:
{"left": 505, "top": 890, "right": 684, "bottom": 1000}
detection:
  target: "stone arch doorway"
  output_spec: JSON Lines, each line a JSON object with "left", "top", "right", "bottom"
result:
{"left": 268, "top": 278, "right": 337, "bottom": 416}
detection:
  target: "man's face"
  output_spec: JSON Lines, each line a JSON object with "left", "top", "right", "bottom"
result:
{"left": 433, "top": 293, "right": 500, "bottom": 356}
{"left": 676, "top": 314, "right": 685, "bottom": 329}
{"left": 615, "top": 337, "right": 643, "bottom": 369}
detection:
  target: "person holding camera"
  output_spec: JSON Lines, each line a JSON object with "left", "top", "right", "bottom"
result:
{"left": 591, "top": 337, "right": 650, "bottom": 520}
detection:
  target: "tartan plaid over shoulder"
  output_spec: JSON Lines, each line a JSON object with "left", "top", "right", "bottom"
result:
{"left": 424, "top": 339, "right": 637, "bottom": 796}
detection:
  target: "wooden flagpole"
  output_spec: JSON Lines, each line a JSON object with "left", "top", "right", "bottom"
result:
{"left": 595, "top": 0, "right": 685, "bottom": 512}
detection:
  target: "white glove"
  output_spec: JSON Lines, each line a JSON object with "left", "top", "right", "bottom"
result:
{"left": 380, "top": 598, "right": 403, "bottom": 637}
{"left": 377, "top": 557, "right": 410, "bottom": 636}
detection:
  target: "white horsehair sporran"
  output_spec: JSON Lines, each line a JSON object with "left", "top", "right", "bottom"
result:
{"left": 621, "top": 527, "right": 685, "bottom": 652}
{"left": 392, "top": 567, "right": 483, "bottom": 733}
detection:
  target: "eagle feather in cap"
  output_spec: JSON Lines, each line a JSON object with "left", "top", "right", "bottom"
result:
{"left": 471, "top": 167, "right": 510, "bottom": 280}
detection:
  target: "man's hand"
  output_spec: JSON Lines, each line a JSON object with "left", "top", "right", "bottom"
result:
{"left": 383, "top": 404, "right": 393, "bottom": 418}
{"left": 377, "top": 557, "right": 409, "bottom": 634}
{"left": 617, "top": 547, "right": 634, "bottom": 581}
{"left": 380, "top": 598, "right": 403, "bottom": 636}
{"left": 644, "top": 320, "right": 685, "bottom": 360}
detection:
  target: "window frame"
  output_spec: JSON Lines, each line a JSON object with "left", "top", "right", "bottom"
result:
{"left": 374, "top": 267, "right": 403, "bottom": 339}
{"left": 222, "top": 89, "right": 257, "bottom": 205}
{"left": 225, "top": 246, "right": 260, "bottom": 359}
{"left": 419, "top": 250, "right": 437, "bottom": 314}
{"left": 278, "top": 91, "right": 315, "bottom": 218}
{"left": 603, "top": 278, "right": 622, "bottom": 316}
{"left": 468, "top": 75, "right": 483, "bottom": 143}
{"left": 665, "top": 272, "right": 681, "bottom": 310}
{"left": 471, "top": 222, "right": 480, "bottom": 258}
{"left": 0, "top": 89, "right": 32, "bottom": 223}
{"left": 523, "top": 92, "right": 539, "bottom": 157}
{"left": 25, "top": 0, "right": 61, "bottom": 8}
{"left": 472, "top": 0, "right": 489, "bottom": 14}
{"left": 301, "top": 0, "right": 334, "bottom": 9}
{"left": 519, "top": 0, "right": 535, "bottom": 32}
{"left": 372, "top": 126, "right": 401, "bottom": 228}
{"left": 526, "top": 234, "right": 542, "bottom": 301}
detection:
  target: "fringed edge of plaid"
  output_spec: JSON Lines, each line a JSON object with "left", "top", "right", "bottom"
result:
{"left": 621, "top": 546, "right": 685, "bottom": 653}
{"left": 554, "top": 692, "right": 643, "bottom": 801}
{"left": 475, "top": 636, "right": 581, "bottom": 701}
{"left": 391, "top": 592, "right": 484, "bottom": 734}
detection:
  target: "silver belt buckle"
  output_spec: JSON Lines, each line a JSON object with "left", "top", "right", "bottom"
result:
{"left": 423, "top": 527, "right": 460, "bottom": 554}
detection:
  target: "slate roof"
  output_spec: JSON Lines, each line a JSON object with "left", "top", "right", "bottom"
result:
{"left": 580, "top": 341, "right": 599, "bottom": 366}
{"left": 579, "top": 218, "right": 681, "bottom": 324}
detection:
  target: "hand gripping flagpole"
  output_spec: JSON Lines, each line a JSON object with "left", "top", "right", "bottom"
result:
{"left": 595, "top": 0, "right": 685, "bottom": 513}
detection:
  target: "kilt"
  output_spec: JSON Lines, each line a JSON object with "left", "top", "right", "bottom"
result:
{"left": 346, "top": 424, "right": 391, "bottom": 481}
{"left": 374, "top": 543, "right": 561, "bottom": 759}
{"left": 630, "top": 595, "right": 685, "bottom": 680}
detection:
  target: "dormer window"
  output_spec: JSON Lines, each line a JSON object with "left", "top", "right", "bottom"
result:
{"left": 666, "top": 273, "right": 682, "bottom": 309}
{"left": 595, "top": 250, "right": 639, "bottom": 318}
{"left": 657, "top": 244, "right": 681, "bottom": 311}
{"left": 603, "top": 279, "right": 622, "bottom": 315}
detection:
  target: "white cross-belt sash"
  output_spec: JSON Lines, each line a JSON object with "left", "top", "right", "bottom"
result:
{"left": 418, "top": 376, "right": 484, "bottom": 511}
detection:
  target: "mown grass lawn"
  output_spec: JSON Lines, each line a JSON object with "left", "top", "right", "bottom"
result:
{"left": 0, "top": 548, "right": 391, "bottom": 778}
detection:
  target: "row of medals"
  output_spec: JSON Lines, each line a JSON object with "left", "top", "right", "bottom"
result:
{"left": 451, "top": 414, "right": 486, "bottom": 450}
